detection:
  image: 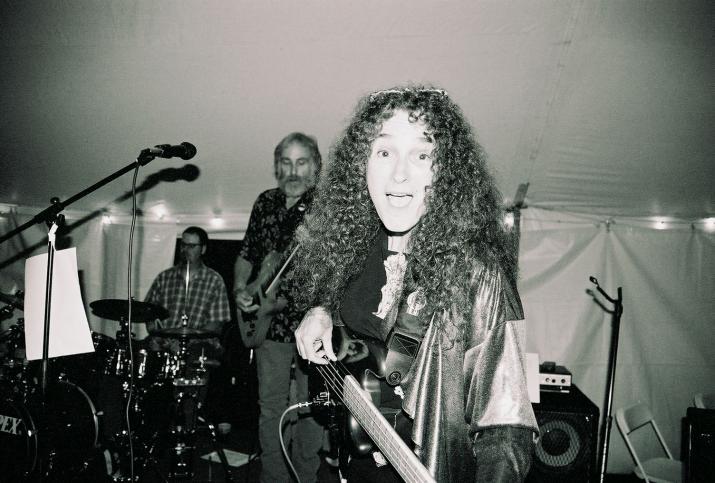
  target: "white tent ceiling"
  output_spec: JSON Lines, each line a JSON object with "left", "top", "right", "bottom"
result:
{"left": 1, "top": 1, "right": 712, "bottom": 225}
{"left": 1, "top": 2, "right": 713, "bottom": 475}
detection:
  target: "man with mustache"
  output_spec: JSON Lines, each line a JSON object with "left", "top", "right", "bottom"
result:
{"left": 233, "top": 132, "right": 324, "bottom": 483}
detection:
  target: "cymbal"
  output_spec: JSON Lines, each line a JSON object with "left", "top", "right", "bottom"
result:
{"left": 90, "top": 299, "right": 169, "bottom": 323}
{"left": 150, "top": 326, "right": 218, "bottom": 339}
{"left": 0, "top": 291, "right": 23, "bottom": 311}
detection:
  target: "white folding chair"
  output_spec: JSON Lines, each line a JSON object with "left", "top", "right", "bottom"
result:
{"left": 615, "top": 402, "right": 683, "bottom": 483}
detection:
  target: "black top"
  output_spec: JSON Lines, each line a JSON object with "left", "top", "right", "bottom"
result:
{"left": 339, "top": 230, "right": 391, "bottom": 341}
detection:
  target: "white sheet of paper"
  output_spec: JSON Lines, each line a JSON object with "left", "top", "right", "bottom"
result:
{"left": 200, "top": 450, "right": 255, "bottom": 467}
{"left": 24, "top": 247, "right": 94, "bottom": 360}
{"left": 526, "top": 352, "right": 540, "bottom": 404}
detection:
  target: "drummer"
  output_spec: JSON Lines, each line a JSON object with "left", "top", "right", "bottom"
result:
{"left": 144, "top": 226, "right": 231, "bottom": 360}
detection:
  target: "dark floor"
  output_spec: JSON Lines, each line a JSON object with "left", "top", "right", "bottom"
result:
{"left": 129, "top": 424, "right": 342, "bottom": 483}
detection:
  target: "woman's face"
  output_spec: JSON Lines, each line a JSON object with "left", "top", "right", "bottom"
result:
{"left": 367, "top": 109, "right": 435, "bottom": 234}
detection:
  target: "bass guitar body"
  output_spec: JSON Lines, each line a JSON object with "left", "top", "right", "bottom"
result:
{"left": 236, "top": 250, "right": 284, "bottom": 349}
{"left": 236, "top": 294, "right": 271, "bottom": 349}
{"left": 319, "top": 329, "right": 434, "bottom": 483}
{"left": 341, "top": 337, "right": 401, "bottom": 455}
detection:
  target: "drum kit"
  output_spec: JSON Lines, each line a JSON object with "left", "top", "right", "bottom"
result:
{"left": 0, "top": 293, "right": 231, "bottom": 482}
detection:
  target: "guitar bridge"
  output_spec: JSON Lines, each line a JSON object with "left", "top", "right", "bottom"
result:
{"left": 313, "top": 391, "right": 334, "bottom": 406}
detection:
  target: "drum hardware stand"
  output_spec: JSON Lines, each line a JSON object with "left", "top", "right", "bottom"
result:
{"left": 164, "top": 339, "right": 234, "bottom": 483}
{"left": 109, "top": 428, "right": 168, "bottom": 483}
{"left": 166, "top": 388, "right": 234, "bottom": 482}
{"left": 587, "top": 276, "right": 623, "bottom": 483}
{"left": 176, "top": 314, "right": 191, "bottom": 376}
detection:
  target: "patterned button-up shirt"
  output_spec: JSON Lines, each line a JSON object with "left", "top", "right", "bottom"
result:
{"left": 145, "top": 262, "right": 231, "bottom": 330}
{"left": 239, "top": 187, "right": 313, "bottom": 343}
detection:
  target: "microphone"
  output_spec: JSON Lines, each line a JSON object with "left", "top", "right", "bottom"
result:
{"left": 143, "top": 142, "right": 197, "bottom": 160}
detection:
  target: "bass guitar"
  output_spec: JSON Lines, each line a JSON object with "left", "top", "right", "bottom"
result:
{"left": 316, "top": 329, "right": 434, "bottom": 483}
{"left": 237, "top": 246, "right": 298, "bottom": 348}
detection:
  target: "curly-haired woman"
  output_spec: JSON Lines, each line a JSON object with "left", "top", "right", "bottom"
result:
{"left": 292, "top": 86, "right": 537, "bottom": 482}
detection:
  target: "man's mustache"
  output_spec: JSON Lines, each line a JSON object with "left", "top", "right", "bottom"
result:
{"left": 282, "top": 174, "right": 304, "bottom": 182}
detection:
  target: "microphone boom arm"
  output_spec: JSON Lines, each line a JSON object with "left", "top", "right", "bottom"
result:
{"left": 1, "top": 148, "right": 178, "bottom": 245}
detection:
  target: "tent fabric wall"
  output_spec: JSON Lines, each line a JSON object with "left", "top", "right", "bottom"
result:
{"left": 1, "top": 205, "right": 713, "bottom": 473}
{"left": 0, "top": 209, "right": 176, "bottom": 337}
{"left": 520, "top": 207, "right": 715, "bottom": 473}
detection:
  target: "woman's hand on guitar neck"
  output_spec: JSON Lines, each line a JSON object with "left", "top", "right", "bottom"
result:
{"left": 295, "top": 306, "right": 337, "bottom": 365}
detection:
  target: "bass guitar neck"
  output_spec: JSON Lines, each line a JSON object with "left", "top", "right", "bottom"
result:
{"left": 341, "top": 374, "right": 435, "bottom": 483}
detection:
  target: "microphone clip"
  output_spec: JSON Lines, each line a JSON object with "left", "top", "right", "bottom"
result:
{"left": 137, "top": 142, "right": 197, "bottom": 165}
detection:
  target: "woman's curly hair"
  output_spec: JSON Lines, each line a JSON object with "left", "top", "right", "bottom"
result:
{"left": 289, "top": 85, "right": 516, "bottom": 320}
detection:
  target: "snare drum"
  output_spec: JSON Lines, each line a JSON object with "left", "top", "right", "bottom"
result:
{"left": 0, "top": 380, "right": 100, "bottom": 480}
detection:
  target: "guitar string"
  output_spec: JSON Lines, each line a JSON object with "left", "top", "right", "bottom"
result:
{"left": 315, "top": 357, "right": 351, "bottom": 397}
{"left": 317, "top": 363, "right": 422, "bottom": 481}
{"left": 316, "top": 364, "right": 346, "bottom": 402}
{"left": 319, "top": 359, "right": 353, "bottom": 400}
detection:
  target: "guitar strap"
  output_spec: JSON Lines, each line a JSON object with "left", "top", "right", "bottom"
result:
{"left": 383, "top": 263, "right": 428, "bottom": 387}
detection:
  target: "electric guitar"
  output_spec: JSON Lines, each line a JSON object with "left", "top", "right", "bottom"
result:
{"left": 316, "top": 328, "right": 434, "bottom": 483}
{"left": 236, "top": 246, "right": 298, "bottom": 348}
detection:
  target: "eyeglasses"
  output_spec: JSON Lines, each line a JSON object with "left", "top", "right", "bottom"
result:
{"left": 181, "top": 242, "right": 202, "bottom": 249}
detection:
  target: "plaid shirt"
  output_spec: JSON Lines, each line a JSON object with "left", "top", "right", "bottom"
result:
{"left": 145, "top": 262, "right": 231, "bottom": 330}
{"left": 239, "top": 188, "right": 313, "bottom": 343}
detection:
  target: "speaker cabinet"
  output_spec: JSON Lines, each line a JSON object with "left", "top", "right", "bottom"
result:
{"left": 527, "top": 385, "right": 599, "bottom": 483}
{"left": 684, "top": 407, "right": 715, "bottom": 483}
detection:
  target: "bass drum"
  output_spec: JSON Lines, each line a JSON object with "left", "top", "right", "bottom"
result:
{"left": 0, "top": 393, "right": 37, "bottom": 481}
{"left": 0, "top": 380, "right": 100, "bottom": 480}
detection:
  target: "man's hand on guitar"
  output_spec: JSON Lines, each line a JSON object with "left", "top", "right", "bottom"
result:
{"left": 235, "top": 287, "right": 259, "bottom": 313}
{"left": 295, "top": 306, "right": 336, "bottom": 364}
{"left": 259, "top": 292, "right": 287, "bottom": 316}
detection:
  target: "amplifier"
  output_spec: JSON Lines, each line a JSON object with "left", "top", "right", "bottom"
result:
{"left": 527, "top": 385, "right": 599, "bottom": 483}
{"left": 539, "top": 363, "right": 572, "bottom": 393}
{"left": 684, "top": 407, "right": 715, "bottom": 482}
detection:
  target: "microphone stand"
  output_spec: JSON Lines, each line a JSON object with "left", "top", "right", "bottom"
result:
{"left": 588, "top": 276, "right": 624, "bottom": 483}
{"left": 0, "top": 149, "right": 161, "bottom": 404}
{"left": 39, "top": 216, "right": 61, "bottom": 400}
